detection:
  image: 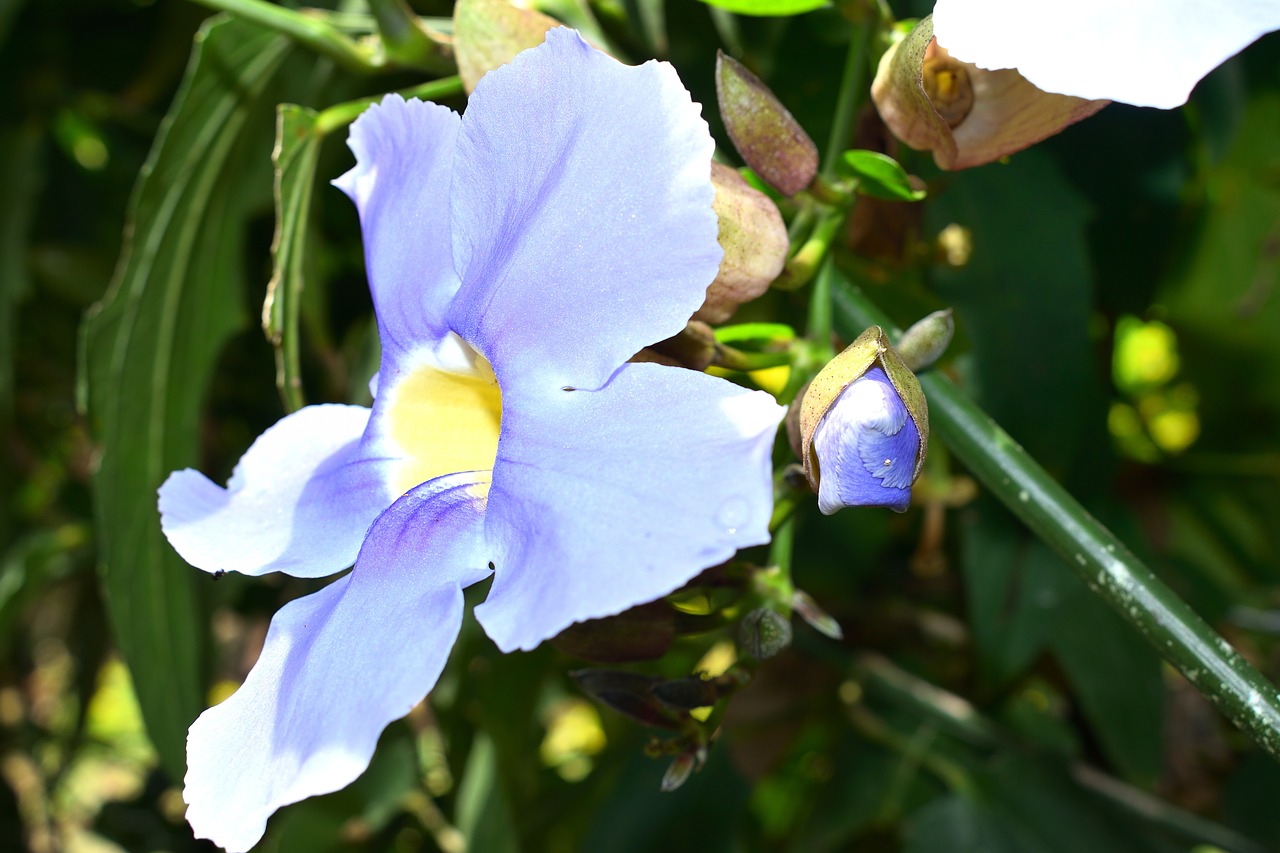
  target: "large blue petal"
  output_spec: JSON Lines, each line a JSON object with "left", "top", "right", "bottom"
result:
{"left": 334, "top": 95, "right": 461, "bottom": 368}
{"left": 159, "top": 404, "right": 392, "bottom": 578}
{"left": 183, "top": 473, "right": 491, "bottom": 852}
{"left": 475, "top": 363, "right": 783, "bottom": 651}
{"left": 447, "top": 28, "right": 722, "bottom": 395}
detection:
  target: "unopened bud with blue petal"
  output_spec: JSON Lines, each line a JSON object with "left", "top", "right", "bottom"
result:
{"left": 797, "top": 327, "right": 929, "bottom": 514}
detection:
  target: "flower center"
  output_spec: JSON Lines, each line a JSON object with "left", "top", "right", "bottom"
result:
{"left": 386, "top": 335, "right": 502, "bottom": 497}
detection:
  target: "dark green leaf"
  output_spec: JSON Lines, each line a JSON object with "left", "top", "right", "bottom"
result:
{"left": 959, "top": 499, "right": 1070, "bottom": 689}
{"left": 1049, "top": 582, "right": 1164, "bottom": 784}
{"left": 926, "top": 149, "right": 1098, "bottom": 472}
{"left": 79, "top": 16, "right": 291, "bottom": 778}
{"left": 905, "top": 794, "right": 1033, "bottom": 853}
{"left": 585, "top": 746, "right": 750, "bottom": 852}
{"left": 838, "top": 150, "right": 926, "bottom": 202}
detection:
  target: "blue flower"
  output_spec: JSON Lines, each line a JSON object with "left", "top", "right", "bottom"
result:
{"left": 812, "top": 366, "right": 920, "bottom": 514}
{"left": 158, "top": 29, "right": 783, "bottom": 852}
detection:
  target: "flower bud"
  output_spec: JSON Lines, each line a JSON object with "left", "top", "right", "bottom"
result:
{"left": 895, "top": 308, "right": 954, "bottom": 372}
{"left": 716, "top": 52, "right": 818, "bottom": 197}
{"left": 570, "top": 669, "right": 686, "bottom": 730}
{"left": 453, "top": 0, "right": 560, "bottom": 93}
{"left": 871, "top": 16, "right": 1107, "bottom": 171}
{"left": 652, "top": 674, "right": 723, "bottom": 710}
{"left": 791, "top": 590, "right": 843, "bottom": 640}
{"left": 693, "top": 163, "right": 788, "bottom": 324}
{"left": 798, "top": 326, "right": 928, "bottom": 513}
{"left": 739, "top": 607, "right": 792, "bottom": 661}
{"left": 660, "top": 746, "right": 706, "bottom": 792}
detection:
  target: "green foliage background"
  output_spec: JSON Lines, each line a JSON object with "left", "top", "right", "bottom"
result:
{"left": 3, "top": 0, "right": 1280, "bottom": 850}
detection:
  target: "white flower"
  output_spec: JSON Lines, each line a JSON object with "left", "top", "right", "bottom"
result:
{"left": 933, "top": 0, "right": 1280, "bottom": 108}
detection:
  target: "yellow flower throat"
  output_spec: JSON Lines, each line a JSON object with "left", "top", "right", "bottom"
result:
{"left": 387, "top": 344, "right": 503, "bottom": 497}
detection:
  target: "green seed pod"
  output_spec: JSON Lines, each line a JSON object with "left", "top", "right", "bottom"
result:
{"left": 896, "top": 308, "right": 954, "bottom": 372}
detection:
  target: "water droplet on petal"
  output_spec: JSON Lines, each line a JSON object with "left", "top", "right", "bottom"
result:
{"left": 715, "top": 496, "right": 750, "bottom": 535}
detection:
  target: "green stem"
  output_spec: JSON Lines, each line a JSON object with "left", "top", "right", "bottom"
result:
{"left": 191, "top": 0, "right": 377, "bottom": 72}
{"left": 312, "top": 76, "right": 464, "bottom": 137}
{"left": 832, "top": 279, "right": 1280, "bottom": 761}
{"left": 854, "top": 652, "right": 1000, "bottom": 747}
{"left": 806, "top": 255, "right": 835, "bottom": 364}
{"left": 768, "top": 513, "right": 795, "bottom": 575}
{"left": 820, "top": 18, "right": 874, "bottom": 179}
{"left": 367, "top": 0, "right": 454, "bottom": 74}
{"left": 712, "top": 344, "right": 792, "bottom": 372}
{"left": 846, "top": 706, "right": 973, "bottom": 796}
{"left": 774, "top": 212, "right": 843, "bottom": 291}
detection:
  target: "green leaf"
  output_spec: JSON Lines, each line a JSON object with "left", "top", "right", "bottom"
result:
{"left": 696, "top": 0, "right": 830, "bottom": 17}
{"left": 264, "top": 104, "right": 322, "bottom": 413}
{"left": 79, "top": 16, "right": 291, "bottom": 779}
{"left": 837, "top": 150, "right": 926, "bottom": 201}
{"left": 456, "top": 732, "right": 519, "bottom": 853}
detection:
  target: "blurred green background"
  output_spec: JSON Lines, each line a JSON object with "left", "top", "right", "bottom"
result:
{"left": 3, "top": 0, "right": 1280, "bottom": 850}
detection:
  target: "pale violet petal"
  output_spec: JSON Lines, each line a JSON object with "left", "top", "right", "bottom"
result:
{"left": 933, "top": 0, "right": 1280, "bottom": 108}
{"left": 183, "top": 473, "right": 492, "bottom": 853}
{"left": 475, "top": 363, "right": 784, "bottom": 651}
{"left": 447, "top": 28, "right": 722, "bottom": 395}
{"left": 813, "top": 368, "right": 919, "bottom": 514}
{"left": 334, "top": 95, "right": 461, "bottom": 362}
{"left": 159, "top": 405, "right": 392, "bottom": 578}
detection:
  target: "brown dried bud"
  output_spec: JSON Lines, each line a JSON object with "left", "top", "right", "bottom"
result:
{"left": 693, "top": 162, "right": 788, "bottom": 324}
{"left": 871, "top": 16, "right": 1107, "bottom": 170}
{"left": 716, "top": 52, "right": 819, "bottom": 197}
{"left": 453, "top": 0, "right": 560, "bottom": 93}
